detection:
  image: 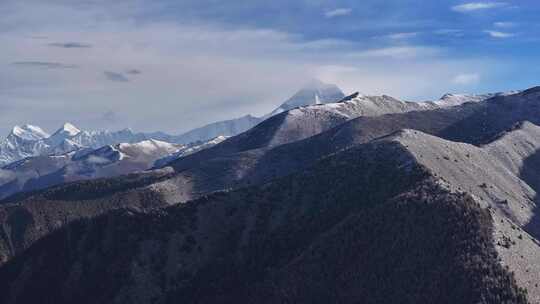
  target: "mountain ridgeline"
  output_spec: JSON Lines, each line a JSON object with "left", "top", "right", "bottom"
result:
{"left": 1, "top": 84, "right": 540, "bottom": 303}
{"left": 164, "top": 79, "right": 347, "bottom": 144}
{"left": 0, "top": 80, "right": 345, "bottom": 201}
{"left": 0, "top": 138, "right": 528, "bottom": 304}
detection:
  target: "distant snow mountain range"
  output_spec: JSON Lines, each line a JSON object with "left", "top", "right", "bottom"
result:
{"left": 0, "top": 80, "right": 511, "bottom": 169}
{"left": 0, "top": 79, "right": 346, "bottom": 167}
{"left": 0, "top": 80, "right": 345, "bottom": 200}
{"left": 0, "top": 136, "right": 229, "bottom": 200}
{"left": 0, "top": 80, "right": 507, "bottom": 200}
{"left": 0, "top": 123, "right": 149, "bottom": 167}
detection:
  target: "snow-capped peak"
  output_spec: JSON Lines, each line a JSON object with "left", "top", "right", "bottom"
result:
{"left": 54, "top": 122, "right": 81, "bottom": 137}
{"left": 269, "top": 80, "right": 345, "bottom": 116}
{"left": 45, "top": 122, "right": 82, "bottom": 147}
{"left": 9, "top": 125, "right": 50, "bottom": 141}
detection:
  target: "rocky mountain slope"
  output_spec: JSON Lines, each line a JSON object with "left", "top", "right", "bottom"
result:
{"left": 165, "top": 79, "right": 346, "bottom": 144}
{"left": 164, "top": 87, "right": 540, "bottom": 194}
{"left": 0, "top": 88, "right": 533, "bottom": 266}
{"left": 1, "top": 86, "right": 540, "bottom": 303}
{"left": 0, "top": 130, "right": 530, "bottom": 304}
{"left": 167, "top": 115, "right": 261, "bottom": 145}
{"left": 166, "top": 91, "right": 494, "bottom": 172}
{"left": 0, "top": 81, "right": 343, "bottom": 165}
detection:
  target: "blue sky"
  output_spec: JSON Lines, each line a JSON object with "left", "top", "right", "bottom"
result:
{"left": 0, "top": 0, "right": 539, "bottom": 135}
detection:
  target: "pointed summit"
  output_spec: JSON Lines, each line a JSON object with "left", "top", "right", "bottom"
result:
{"left": 53, "top": 122, "right": 81, "bottom": 137}
{"left": 46, "top": 123, "right": 82, "bottom": 147}
{"left": 270, "top": 79, "right": 345, "bottom": 116}
{"left": 9, "top": 124, "right": 49, "bottom": 141}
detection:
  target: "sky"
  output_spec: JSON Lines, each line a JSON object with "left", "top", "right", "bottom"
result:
{"left": 1, "top": 0, "right": 539, "bottom": 135}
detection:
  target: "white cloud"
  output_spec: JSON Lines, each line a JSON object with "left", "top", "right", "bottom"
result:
{"left": 433, "top": 29, "right": 465, "bottom": 37}
{"left": 0, "top": 1, "right": 498, "bottom": 135}
{"left": 385, "top": 32, "right": 419, "bottom": 40}
{"left": 453, "top": 73, "right": 481, "bottom": 85}
{"left": 324, "top": 8, "right": 352, "bottom": 18}
{"left": 349, "top": 46, "right": 441, "bottom": 59}
{"left": 316, "top": 62, "right": 490, "bottom": 100}
{"left": 452, "top": 2, "right": 507, "bottom": 13}
{"left": 484, "top": 30, "right": 515, "bottom": 38}
{"left": 494, "top": 21, "right": 516, "bottom": 28}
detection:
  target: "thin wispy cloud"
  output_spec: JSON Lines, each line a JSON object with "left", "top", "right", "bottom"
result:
{"left": 126, "top": 69, "right": 142, "bottom": 75}
{"left": 433, "top": 29, "right": 464, "bottom": 37}
{"left": 48, "top": 42, "right": 92, "bottom": 48}
{"left": 385, "top": 32, "right": 419, "bottom": 40}
{"left": 452, "top": 2, "right": 507, "bottom": 13}
{"left": 453, "top": 73, "right": 480, "bottom": 85}
{"left": 12, "top": 61, "right": 78, "bottom": 69}
{"left": 324, "top": 8, "right": 352, "bottom": 18}
{"left": 484, "top": 30, "right": 515, "bottom": 38}
{"left": 350, "top": 46, "right": 440, "bottom": 59}
{"left": 104, "top": 71, "right": 129, "bottom": 82}
{"left": 494, "top": 22, "right": 516, "bottom": 28}
{"left": 101, "top": 110, "right": 118, "bottom": 123}
{"left": 0, "top": 0, "right": 526, "bottom": 135}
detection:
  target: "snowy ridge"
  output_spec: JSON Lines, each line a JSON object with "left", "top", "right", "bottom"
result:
{"left": 168, "top": 80, "right": 346, "bottom": 144}
{"left": 0, "top": 136, "right": 225, "bottom": 200}
{"left": 11, "top": 125, "right": 49, "bottom": 141}
{"left": 283, "top": 89, "right": 518, "bottom": 123}
{"left": 154, "top": 135, "right": 228, "bottom": 168}
{"left": 268, "top": 79, "right": 345, "bottom": 116}
{"left": 0, "top": 123, "right": 157, "bottom": 166}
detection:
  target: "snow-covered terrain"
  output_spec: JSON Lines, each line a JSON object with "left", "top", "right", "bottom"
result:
{"left": 0, "top": 136, "right": 227, "bottom": 200}
{"left": 0, "top": 123, "right": 151, "bottom": 166}
{"left": 2, "top": 86, "right": 540, "bottom": 304}
{"left": 0, "top": 82, "right": 501, "bottom": 168}
{"left": 153, "top": 135, "right": 228, "bottom": 168}
{"left": 267, "top": 79, "right": 346, "bottom": 116}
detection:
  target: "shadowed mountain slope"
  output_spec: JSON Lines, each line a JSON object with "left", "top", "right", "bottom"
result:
{"left": 0, "top": 136, "right": 529, "bottom": 304}
{"left": 168, "top": 93, "right": 470, "bottom": 172}
{"left": 1, "top": 88, "right": 540, "bottom": 268}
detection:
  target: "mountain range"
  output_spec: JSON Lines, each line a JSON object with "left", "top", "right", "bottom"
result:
{"left": 0, "top": 123, "right": 149, "bottom": 167}
{"left": 155, "top": 79, "right": 347, "bottom": 144}
{"left": 1, "top": 83, "right": 540, "bottom": 303}
{"left": 0, "top": 80, "right": 347, "bottom": 200}
{"left": 0, "top": 80, "right": 345, "bottom": 168}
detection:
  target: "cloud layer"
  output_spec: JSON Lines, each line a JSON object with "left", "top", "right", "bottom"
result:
{"left": 452, "top": 2, "right": 507, "bottom": 13}
{"left": 48, "top": 42, "right": 92, "bottom": 48}
{"left": 484, "top": 30, "right": 515, "bottom": 38}
{"left": 0, "top": 0, "right": 535, "bottom": 136}
{"left": 324, "top": 8, "right": 352, "bottom": 18}
{"left": 12, "top": 61, "right": 78, "bottom": 69}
